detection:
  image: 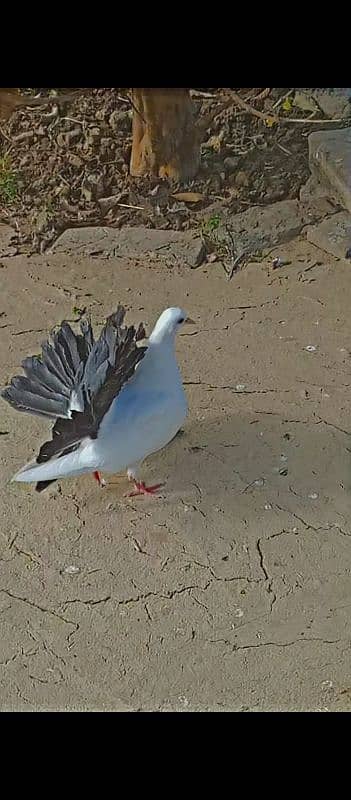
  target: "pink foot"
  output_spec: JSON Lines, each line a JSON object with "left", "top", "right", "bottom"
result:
{"left": 93, "top": 470, "right": 106, "bottom": 488}
{"left": 124, "top": 481, "right": 165, "bottom": 498}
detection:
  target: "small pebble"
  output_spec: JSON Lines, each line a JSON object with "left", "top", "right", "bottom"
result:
{"left": 264, "top": 503, "right": 272, "bottom": 510}
{"left": 308, "top": 492, "right": 319, "bottom": 500}
{"left": 254, "top": 478, "right": 264, "bottom": 487}
{"left": 62, "top": 565, "right": 80, "bottom": 574}
{"left": 272, "top": 257, "right": 291, "bottom": 269}
{"left": 178, "top": 696, "right": 189, "bottom": 707}
{"left": 305, "top": 345, "right": 317, "bottom": 352}
{"left": 235, "top": 384, "right": 247, "bottom": 392}
{"left": 232, "top": 608, "right": 244, "bottom": 620}
{"left": 280, "top": 454, "right": 288, "bottom": 462}
{"left": 279, "top": 468, "right": 288, "bottom": 476}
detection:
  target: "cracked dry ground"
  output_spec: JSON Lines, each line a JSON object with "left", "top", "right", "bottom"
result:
{"left": 1, "top": 238, "right": 351, "bottom": 712}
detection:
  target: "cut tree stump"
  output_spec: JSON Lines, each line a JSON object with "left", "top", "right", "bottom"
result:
{"left": 130, "top": 88, "right": 200, "bottom": 181}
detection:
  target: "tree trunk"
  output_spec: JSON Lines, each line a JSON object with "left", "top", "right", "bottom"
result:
{"left": 130, "top": 88, "right": 199, "bottom": 181}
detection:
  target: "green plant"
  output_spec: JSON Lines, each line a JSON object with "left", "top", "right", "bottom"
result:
{"left": 201, "top": 214, "right": 220, "bottom": 235}
{"left": 72, "top": 305, "right": 86, "bottom": 318}
{"left": 0, "top": 156, "right": 17, "bottom": 203}
{"left": 201, "top": 214, "right": 229, "bottom": 256}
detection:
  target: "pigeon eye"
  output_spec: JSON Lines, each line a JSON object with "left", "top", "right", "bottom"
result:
{"left": 178, "top": 317, "right": 185, "bottom": 324}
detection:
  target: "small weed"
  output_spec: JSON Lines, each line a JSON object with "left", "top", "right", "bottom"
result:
{"left": 0, "top": 156, "right": 17, "bottom": 204}
{"left": 201, "top": 215, "right": 228, "bottom": 256}
{"left": 200, "top": 216, "right": 246, "bottom": 277}
{"left": 72, "top": 305, "right": 86, "bottom": 318}
{"left": 201, "top": 214, "right": 220, "bottom": 235}
{"left": 44, "top": 199, "right": 54, "bottom": 216}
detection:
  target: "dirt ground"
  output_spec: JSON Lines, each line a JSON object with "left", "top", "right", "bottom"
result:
{"left": 1, "top": 237, "right": 351, "bottom": 712}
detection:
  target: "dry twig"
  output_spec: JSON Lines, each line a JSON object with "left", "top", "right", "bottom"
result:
{"left": 245, "top": 88, "right": 271, "bottom": 103}
{"left": 272, "top": 88, "right": 295, "bottom": 109}
{"left": 224, "top": 89, "right": 345, "bottom": 126}
{"left": 225, "top": 90, "right": 279, "bottom": 124}
{"left": 0, "top": 89, "right": 85, "bottom": 122}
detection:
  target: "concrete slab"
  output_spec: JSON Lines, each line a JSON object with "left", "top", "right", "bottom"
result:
{"left": 306, "top": 211, "right": 351, "bottom": 259}
{"left": 299, "top": 175, "right": 331, "bottom": 204}
{"left": 0, "top": 224, "right": 17, "bottom": 257}
{"left": 312, "top": 89, "right": 351, "bottom": 119}
{"left": 223, "top": 197, "right": 335, "bottom": 255}
{"left": 51, "top": 197, "right": 335, "bottom": 269}
{"left": 295, "top": 89, "right": 351, "bottom": 119}
{"left": 50, "top": 226, "right": 206, "bottom": 269}
{"left": 309, "top": 128, "right": 351, "bottom": 214}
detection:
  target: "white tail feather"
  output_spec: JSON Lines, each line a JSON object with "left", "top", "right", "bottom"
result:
{"left": 12, "top": 443, "right": 98, "bottom": 483}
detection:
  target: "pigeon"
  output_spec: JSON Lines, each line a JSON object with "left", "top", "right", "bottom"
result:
{"left": 1, "top": 305, "right": 193, "bottom": 496}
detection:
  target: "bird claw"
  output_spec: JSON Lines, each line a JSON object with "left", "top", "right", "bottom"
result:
{"left": 124, "top": 481, "right": 165, "bottom": 498}
{"left": 93, "top": 471, "right": 106, "bottom": 488}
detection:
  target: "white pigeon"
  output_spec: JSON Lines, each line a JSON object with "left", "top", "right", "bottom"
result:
{"left": 1, "top": 306, "right": 193, "bottom": 496}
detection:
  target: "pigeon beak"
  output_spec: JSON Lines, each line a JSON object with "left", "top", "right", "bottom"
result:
{"left": 184, "top": 317, "right": 196, "bottom": 325}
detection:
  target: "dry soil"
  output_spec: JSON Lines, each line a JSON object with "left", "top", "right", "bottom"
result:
{"left": 1, "top": 238, "right": 351, "bottom": 711}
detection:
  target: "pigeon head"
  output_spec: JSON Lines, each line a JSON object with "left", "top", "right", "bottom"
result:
{"left": 149, "top": 307, "right": 190, "bottom": 343}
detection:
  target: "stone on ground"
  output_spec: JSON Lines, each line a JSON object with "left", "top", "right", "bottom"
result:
{"left": 308, "top": 128, "right": 351, "bottom": 214}
{"left": 306, "top": 211, "right": 351, "bottom": 259}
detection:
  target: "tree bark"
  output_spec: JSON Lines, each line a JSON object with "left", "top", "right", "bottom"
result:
{"left": 130, "top": 88, "right": 199, "bottom": 181}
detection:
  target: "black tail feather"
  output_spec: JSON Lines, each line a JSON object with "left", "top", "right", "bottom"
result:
{"left": 35, "top": 479, "right": 57, "bottom": 493}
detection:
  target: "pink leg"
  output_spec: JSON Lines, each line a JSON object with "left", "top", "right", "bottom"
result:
{"left": 124, "top": 480, "right": 165, "bottom": 498}
{"left": 93, "top": 470, "right": 106, "bottom": 488}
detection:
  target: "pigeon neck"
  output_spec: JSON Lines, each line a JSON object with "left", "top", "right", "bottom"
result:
{"left": 146, "top": 334, "right": 178, "bottom": 377}
{"left": 148, "top": 329, "right": 175, "bottom": 348}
